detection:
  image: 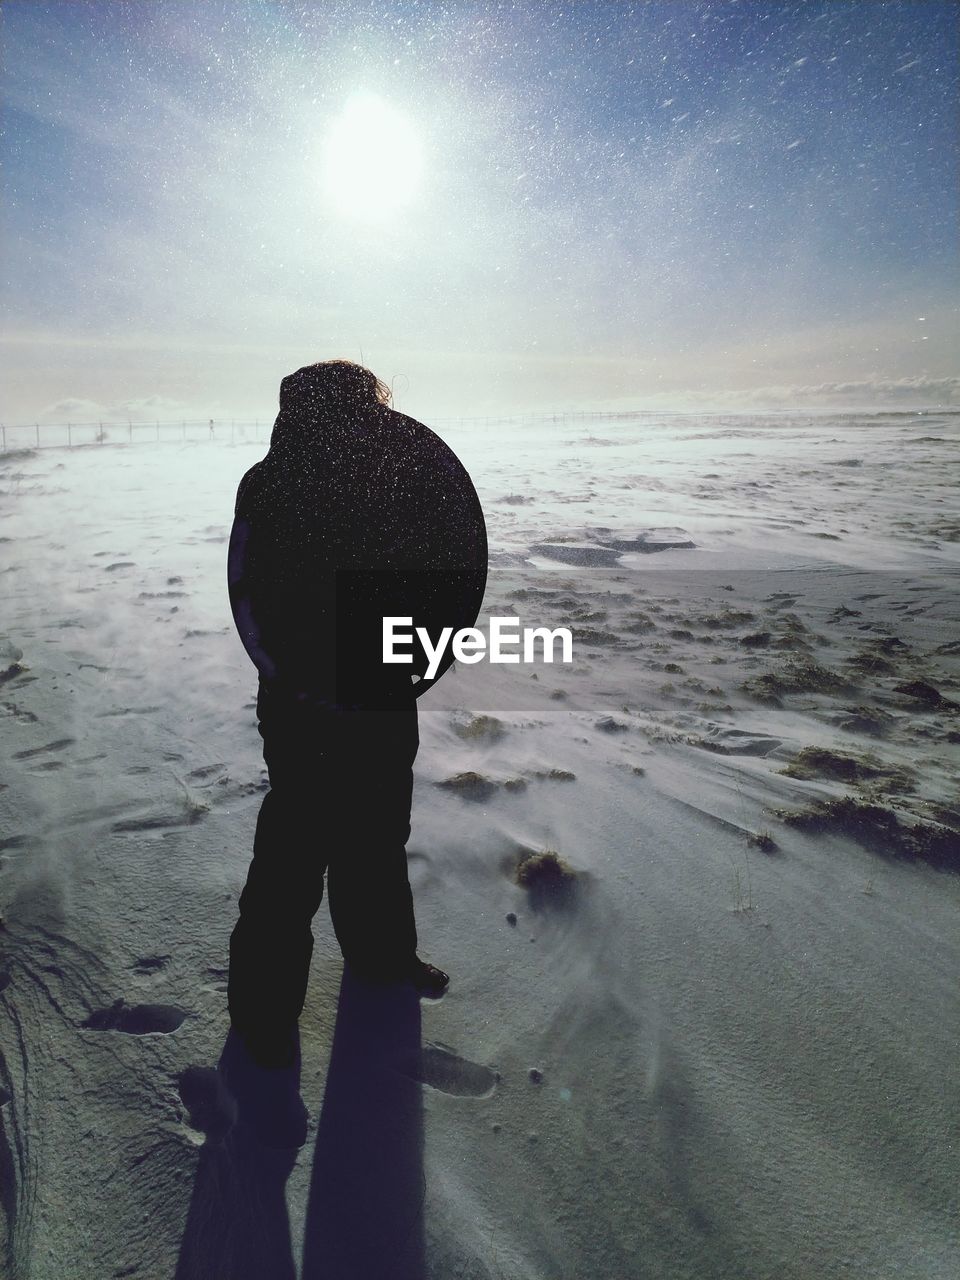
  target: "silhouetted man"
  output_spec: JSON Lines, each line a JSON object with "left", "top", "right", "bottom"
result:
{"left": 226, "top": 360, "right": 487, "bottom": 1066}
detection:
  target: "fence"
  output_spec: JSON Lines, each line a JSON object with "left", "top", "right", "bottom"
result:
{"left": 0, "top": 418, "right": 267, "bottom": 452}
{"left": 0, "top": 409, "right": 673, "bottom": 453}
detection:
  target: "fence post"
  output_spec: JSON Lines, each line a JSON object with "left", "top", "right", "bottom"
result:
{"left": 157, "top": 420, "right": 161, "bottom": 442}
{"left": 36, "top": 424, "right": 40, "bottom": 447}
{"left": 0, "top": 424, "right": 4, "bottom": 453}
{"left": 68, "top": 423, "right": 72, "bottom": 448}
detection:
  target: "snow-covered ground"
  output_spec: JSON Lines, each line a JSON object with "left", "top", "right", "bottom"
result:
{"left": 1, "top": 410, "right": 958, "bottom": 1278}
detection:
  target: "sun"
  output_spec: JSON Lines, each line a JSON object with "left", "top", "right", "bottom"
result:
{"left": 322, "top": 92, "right": 423, "bottom": 221}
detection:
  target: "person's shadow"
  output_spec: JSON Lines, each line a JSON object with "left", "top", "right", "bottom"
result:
{"left": 174, "top": 968, "right": 425, "bottom": 1280}
{"left": 302, "top": 967, "right": 425, "bottom": 1279}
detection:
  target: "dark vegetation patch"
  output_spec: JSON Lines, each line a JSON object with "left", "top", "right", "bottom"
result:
{"left": 562, "top": 608, "right": 608, "bottom": 623}
{"left": 770, "top": 632, "right": 814, "bottom": 652}
{"left": 436, "top": 771, "right": 526, "bottom": 799}
{"left": 692, "top": 732, "right": 781, "bottom": 757}
{"left": 596, "top": 716, "right": 630, "bottom": 732}
{"left": 686, "top": 609, "right": 757, "bottom": 629}
{"left": 511, "top": 848, "right": 582, "bottom": 910}
{"left": 774, "top": 613, "right": 808, "bottom": 633}
{"left": 452, "top": 713, "right": 507, "bottom": 742}
{"left": 436, "top": 771, "right": 496, "bottom": 800}
{"left": 872, "top": 636, "right": 910, "bottom": 654}
{"left": 748, "top": 830, "right": 778, "bottom": 853}
{"left": 779, "top": 746, "right": 914, "bottom": 792}
{"left": 928, "top": 804, "right": 960, "bottom": 831}
{"left": 740, "top": 632, "right": 772, "bottom": 648}
{"left": 893, "top": 681, "right": 959, "bottom": 712}
{"left": 571, "top": 627, "right": 621, "bottom": 646}
{"left": 778, "top": 797, "right": 960, "bottom": 872}
{"left": 741, "top": 659, "right": 854, "bottom": 705}
{"left": 508, "top": 587, "right": 562, "bottom": 601}
{"left": 844, "top": 651, "right": 897, "bottom": 676}
{"left": 623, "top": 612, "right": 657, "bottom": 633}
{"left": 836, "top": 706, "right": 895, "bottom": 736}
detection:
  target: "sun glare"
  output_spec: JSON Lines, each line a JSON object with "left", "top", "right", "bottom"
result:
{"left": 322, "top": 92, "right": 423, "bottom": 221}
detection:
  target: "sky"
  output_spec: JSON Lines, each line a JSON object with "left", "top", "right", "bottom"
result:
{"left": 1, "top": 0, "right": 958, "bottom": 423}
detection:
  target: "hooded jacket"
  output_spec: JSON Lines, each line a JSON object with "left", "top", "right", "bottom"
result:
{"left": 227, "top": 386, "right": 487, "bottom": 708}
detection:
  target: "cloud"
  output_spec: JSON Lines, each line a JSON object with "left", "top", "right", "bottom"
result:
{"left": 727, "top": 376, "right": 960, "bottom": 410}
{"left": 743, "top": 376, "right": 960, "bottom": 409}
{"left": 595, "top": 375, "right": 960, "bottom": 414}
{"left": 37, "top": 395, "right": 215, "bottom": 424}
{"left": 32, "top": 374, "right": 960, "bottom": 430}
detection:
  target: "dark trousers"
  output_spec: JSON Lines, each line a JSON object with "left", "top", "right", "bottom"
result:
{"left": 227, "top": 680, "right": 420, "bottom": 1029}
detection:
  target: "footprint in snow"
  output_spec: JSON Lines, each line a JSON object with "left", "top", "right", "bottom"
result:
{"left": 81, "top": 1000, "right": 188, "bottom": 1034}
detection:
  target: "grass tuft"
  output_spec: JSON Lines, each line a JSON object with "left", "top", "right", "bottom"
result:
{"left": 740, "top": 658, "right": 854, "bottom": 705}
{"left": 452, "top": 713, "right": 507, "bottom": 742}
{"left": 748, "top": 829, "right": 778, "bottom": 853}
{"left": 779, "top": 746, "right": 914, "bottom": 793}
{"left": 514, "top": 848, "right": 582, "bottom": 910}
{"left": 436, "top": 771, "right": 496, "bottom": 801}
{"left": 515, "top": 848, "right": 577, "bottom": 888}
